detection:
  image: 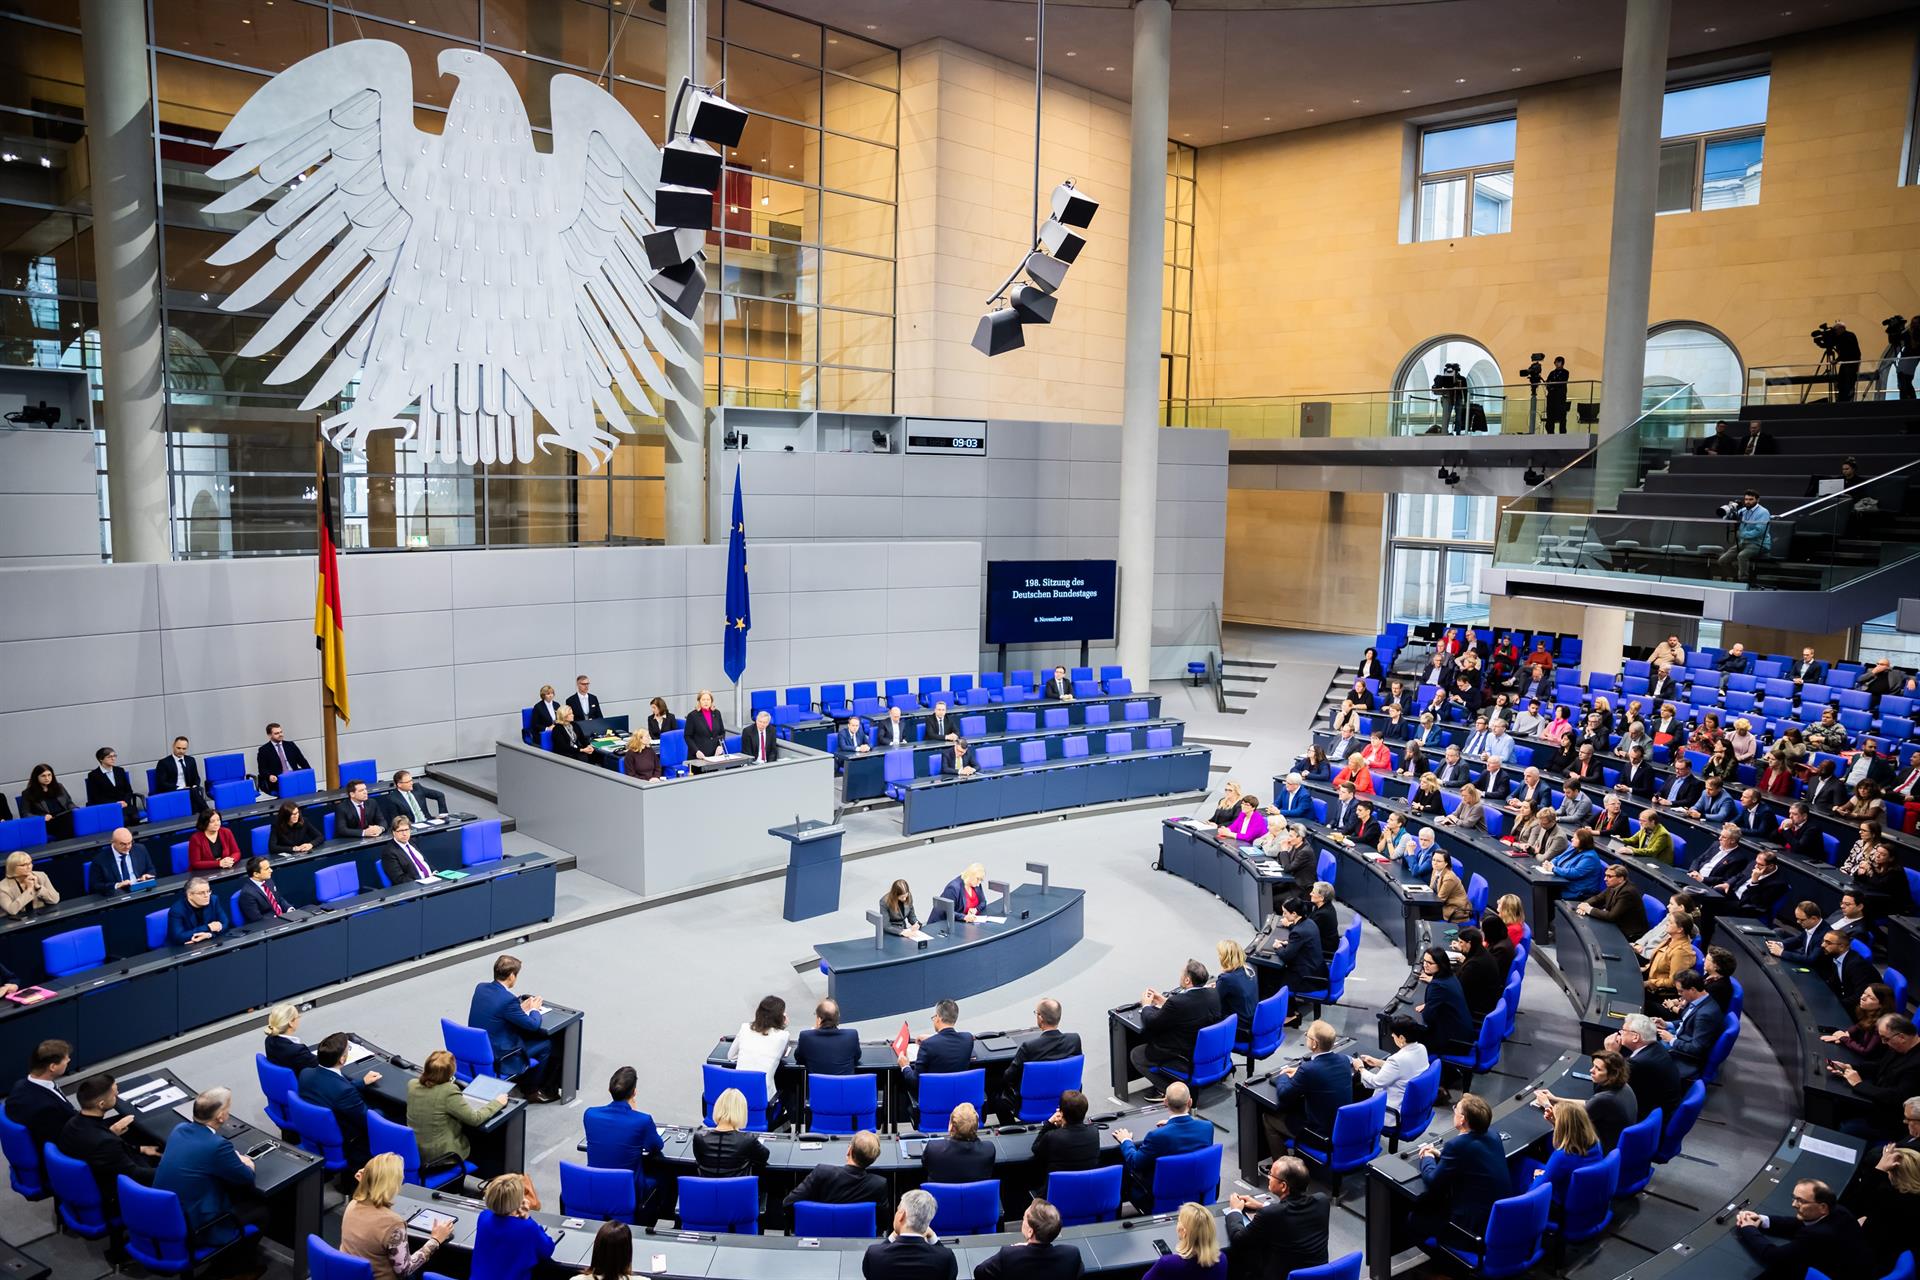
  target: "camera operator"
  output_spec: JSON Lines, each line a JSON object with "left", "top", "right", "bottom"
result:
{"left": 1432, "top": 363, "right": 1468, "bottom": 434}
{"left": 1895, "top": 315, "right": 1918, "bottom": 403}
{"left": 1545, "top": 357, "right": 1570, "bottom": 433}
{"left": 1828, "top": 321, "right": 1863, "bottom": 402}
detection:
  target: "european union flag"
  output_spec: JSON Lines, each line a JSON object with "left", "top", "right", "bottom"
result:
{"left": 723, "top": 463, "right": 751, "bottom": 683}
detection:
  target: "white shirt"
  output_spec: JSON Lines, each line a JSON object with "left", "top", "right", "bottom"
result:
{"left": 1358, "top": 1042, "right": 1430, "bottom": 1115}
{"left": 394, "top": 842, "right": 434, "bottom": 883}
{"left": 727, "top": 1024, "right": 791, "bottom": 1094}
{"left": 27, "top": 1075, "right": 62, "bottom": 1099}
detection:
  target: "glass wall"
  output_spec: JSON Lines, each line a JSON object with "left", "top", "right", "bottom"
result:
{"left": 1163, "top": 140, "right": 1195, "bottom": 426}
{"left": 1657, "top": 73, "right": 1768, "bottom": 214}
{"left": 1415, "top": 117, "right": 1515, "bottom": 242}
{"left": 1384, "top": 493, "right": 1497, "bottom": 625}
{"left": 0, "top": 0, "right": 897, "bottom": 557}
{"left": 1644, "top": 323, "right": 1743, "bottom": 410}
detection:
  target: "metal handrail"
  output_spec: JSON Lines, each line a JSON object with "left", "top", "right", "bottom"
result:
{"left": 1775, "top": 454, "right": 1920, "bottom": 520}
{"left": 1515, "top": 382, "right": 1702, "bottom": 498}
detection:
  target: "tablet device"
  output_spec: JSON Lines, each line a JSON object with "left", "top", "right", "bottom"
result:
{"left": 406, "top": 1210, "right": 455, "bottom": 1235}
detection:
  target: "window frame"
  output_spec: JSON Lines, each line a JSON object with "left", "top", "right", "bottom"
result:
{"left": 1657, "top": 71, "right": 1769, "bottom": 215}
{"left": 1413, "top": 115, "right": 1516, "bottom": 243}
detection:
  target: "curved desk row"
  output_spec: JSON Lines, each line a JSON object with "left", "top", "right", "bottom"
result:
{"left": 788, "top": 694, "right": 1166, "bottom": 752}
{"left": 842, "top": 718, "right": 1186, "bottom": 802}
{"left": 815, "top": 884, "right": 1086, "bottom": 1020}
{"left": 9, "top": 780, "right": 394, "bottom": 902}
{"left": 1550, "top": 906, "right": 1646, "bottom": 1052}
{"left": 902, "top": 747, "right": 1210, "bottom": 835}
{"left": 1713, "top": 923, "right": 1868, "bottom": 1131}
{"left": 0, "top": 848, "right": 557, "bottom": 1092}
{"left": 0, "top": 816, "right": 498, "bottom": 981}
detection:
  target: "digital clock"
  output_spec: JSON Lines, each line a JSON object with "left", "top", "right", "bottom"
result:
{"left": 904, "top": 421, "right": 988, "bottom": 455}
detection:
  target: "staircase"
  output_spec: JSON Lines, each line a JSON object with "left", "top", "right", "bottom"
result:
{"left": 1219, "top": 657, "right": 1273, "bottom": 714}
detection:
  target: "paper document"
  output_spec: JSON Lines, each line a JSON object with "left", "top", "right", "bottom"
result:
{"left": 131, "top": 1087, "right": 184, "bottom": 1113}
{"left": 341, "top": 1042, "right": 374, "bottom": 1066}
{"left": 119, "top": 1077, "right": 170, "bottom": 1102}
{"left": 462, "top": 1074, "right": 514, "bottom": 1103}
{"left": 1799, "top": 1135, "right": 1858, "bottom": 1163}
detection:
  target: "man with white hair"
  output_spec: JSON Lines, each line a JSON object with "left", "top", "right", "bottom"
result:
{"left": 1275, "top": 771, "right": 1313, "bottom": 819}
{"left": 1604, "top": 1014, "right": 1683, "bottom": 1124}
{"left": 863, "top": 1187, "right": 957, "bottom": 1280}
{"left": 154, "top": 1087, "right": 259, "bottom": 1249}
{"left": 1483, "top": 718, "right": 1514, "bottom": 765}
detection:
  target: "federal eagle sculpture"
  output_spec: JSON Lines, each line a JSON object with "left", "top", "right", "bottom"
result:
{"left": 204, "top": 40, "right": 699, "bottom": 467}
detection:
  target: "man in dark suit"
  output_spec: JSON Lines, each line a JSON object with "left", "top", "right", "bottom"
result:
{"left": 1726, "top": 851, "right": 1790, "bottom": 919}
{"left": 1261, "top": 1021, "right": 1353, "bottom": 1158}
{"left": 1225, "top": 1155, "right": 1330, "bottom": 1280}
{"left": 333, "top": 780, "right": 385, "bottom": 839}
{"left": 1660, "top": 971, "right": 1726, "bottom": 1082}
{"left": 1790, "top": 648, "right": 1827, "bottom": 690}
{"left": 1776, "top": 803, "right": 1826, "bottom": 864}
{"left": 89, "top": 827, "right": 156, "bottom": 895}
{"left": 1655, "top": 758, "right": 1704, "bottom": 811}
{"left": 1113, "top": 1082, "right": 1213, "bottom": 1213}
{"left": 1576, "top": 863, "right": 1647, "bottom": 934}
{"left": 1648, "top": 666, "right": 1679, "bottom": 702}
{"left": 863, "top": 1190, "right": 957, "bottom": 1280}
{"left": 153, "top": 736, "right": 207, "bottom": 813}
{"left": 235, "top": 857, "right": 292, "bottom": 925}
{"left": 740, "top": 710, "right": 781, "bottom": 764}
{"left": 1825, "top": 891, "right": 1872, "bottom": 943}
{"left": 1434, "top": 747, "right": 1473, "bottom": 788}
{"left": 1806, "top": 768, "right": 1847, "bottom": 814}
{"left": 167, "top": 878, "right": 225, "bottom": 946}
{"left": 378, "top": 815, "right": 438, "bottom": 888}
{"left": 154, "top": 1087, "right": 262, "bottom": 1248}
{"left": 784, "top": 1129, "right": 888, "bottom": 1232}
{"left": 1734, "top": 1178, "right": 1872, "bottom": 1280}
{"left": 838, "top": 716, "right": 872, "bottom": 754}
{"left": 1618, "top": 748, "right": 1658, "bottom": 800}
{"left": 566, "top": 675, "right": 603, "bottom": 725}
{"left": 5, "top": 1039, "right": 74, "bottom": 1152}
{"left": 85, "top": 747, "right": 141, "bottom": 826}
{"left": 998, "top": 998, "right": 1083, "bottom": 1122}
{"left": 384, "top": 769, "right": 448, "bottom": 824}
{"left": 1308, "top": 885, "right": 1340, "bottom": 961}
{"left": 1413, "top": 1094, "right": 1509, "bottom": 1241}
{"left": 1691, "top": 826, "right": 1751, "bottom": 890}
{"left": 297, "top": 1032, "right": 381, "bottom": 1175}
{"left": 899, "top": 999, "right": 975, "bottom": 1098}
{"left": 1043, "top": 666, "right": 1075, "bottom": 700}
{"left": 255, "top": 722, "right": 311, "bottom": 796}
{"left": 57, "top": 1073, "right": 157, "bottom": 1212}
{"left": 1828, "top": 1015, "right": 1920, "bottom": 1139}
{"left": 1268, "top": 901, "right": 1326, "bottom": 1000}
{"left": 1813, "top": 929, "right": 1882, "bottom": 1008}
{"left": 1767, "top": 901, "right": 1827, "bottom": 963}
{"left": 1129, "top": 960, "right": 1223, "bottom": 1098}
{"left": 1607, "top": 1016, "right": 1682, "bottom": 1123}
{"left": 972, "top": 1200, "right": 1085, "bottom": 1280}
{"left": 469, "top": 954, "right": 559, "bottom": 1102}
{"left": 1733, "top": 789, "right": 1772, "bottom": 837}
{"left": 583, "top": 1065, "right": 664, "bottom": 1210}
{"left": 876, "top": 706, "right": 916, "bottom": 749}
{"left": 923, "top": 701, "right": 958, "bottom": 743}
{"left": 796, "top": 999, "right": 862, "bottom": 1078}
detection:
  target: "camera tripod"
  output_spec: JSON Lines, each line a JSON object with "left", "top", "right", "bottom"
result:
{"left": 1800, "top": 346, "right": 1838, "bottom": 405}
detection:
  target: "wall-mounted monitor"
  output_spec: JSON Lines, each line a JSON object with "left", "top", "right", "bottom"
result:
{"left": 985, "top": 559, "right": 1118, "bottom": 645}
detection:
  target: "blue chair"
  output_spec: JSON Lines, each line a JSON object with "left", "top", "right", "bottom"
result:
{"left": 1125, "top": 701, "right": 1150, "bottom": 721}
{"left": 1043, "top": 707, "right": 1070, "bottom": 729}
{"left": 440, "top": 1019, "right": 494, "bottom": 1083}
{"left": 1386, "top": 1060, "right": 1444, "bottom": 1152}
{"left": 286, "top": 1096, "right": 348, "bottom": 1172}
{"left": 211, "top": 778, "right": 256, "bottom": 809}
{"left": 145, "top": 909, "right": 170, "bottom": 950}
{"left": 1084, "top": 703, "right": 1111, "bottom": 726}
{"left": 1555, "top": 1149, "right": 1620, "bottom": 1246}
{"left": 1440, "top": 999, "right": 1506, "bottom": 1089}
{"left": 460, "top": 820, "right": 504, "bottom": 867}
{"left": 792, "top": 1200, "right": 876, "bottom": 1238}
{"left": 1290, "top": 1091, "right": 1386, "bottom": 1193}
{"left": 819, "top": 684, "right": 850, "bottom": 717}
{"left": 146, "top": 789, "right": 193, "bottom": 824}
{"left": 751, "top": 689, "right": 780, "bottom": 715}
{"left": 914, "top": 1069, "right": 986, "bottom": 1133}
{"left": 808, "top": 1074, "right": 877, "bottom": 1134}
{"left": 309, "top": 1236, "right": 374, "bottom": 1278}
{"left": 1007, "top": 711, "right": 1037, "bottom": 733}
{"left": 1072, "top": 680, "right": 1100, "bottom": 698}
{"left": 561, "top": 1160, "right": 636, "bottom": 1223}
{"left": 1426, "top": 1181, "right": 1550, "bottom": 1278}
{"left": 1884, "top": 967, "right": 1907, "bottom": 1012}
{"left": 313, "top": 862, "right": 359, "bottom": 903}
{"left": 70, "top": 802, "right": 123, "bottom": 838}
{"left": 1150, "top": 1145, "right": 1221, "bottom": 1212}
{"left": 202, "top": 752, "right": 246, "bottom": 784}
{"left": 1236, "top": 987, "right": 1290, "bottom": 1073}
{"left": 1015, "top": 1056, "right": 1085, "bottom": 1122}
{"left": 0, "top": 1111, "right": 47, "bottom": 1200}
{"left": 43, "top": 1141, "right": 113, "bottom": 1238}
{"left": 679, "top": 1175, "right": 759, "bottom": 1234}
{"left": 702, "top": 1063, "right": 777, "bottom": 1129}
{"left": 0, "top": 817, "right": 48, "bottom": 853}
{"left": 882, "top": 750, "right": 918, "bottom": 802}
{"left": 1290, "top": 1254, "right": 1362, "bottom": 1280}
{"left": 1654, "top": 1081, "right": 1707, "bottom": 1164}
{"left": 1107, "top": 678, "right": 1133, "bottom": 697}
{"left": 784, "top": 686, "right": 813, "bottom": 712}
{"left": 255, "top": 1054, "right": 298, "bottom": 1136}
{"left": 1698, "top": 1012, "right": 1740, "bottom": 1086}
{"left": 923, "top": 1179, "right": 1000, "bottom": 1235}
{"left": 1019, "top": 740, "right": 1047, "bottom": 766}
{"left": 1318, "top": 849, "right": 1339, "bottom": 885}
{"left": 659, "top": 730, "right": 688, "bottom": 777}
{"left": 1048, "top": 1166, "right": 1122, "bottom": 1226}
{"left": 120, "top": 1176, "right": 259, "bottom": 1275}
{"left": 1163, "top": 1015, "right": 1236, "bottom": 1092}
{"left": 1613, "top": 1107, "right": 1663, "bottom": 1196}
{"left": 974, "top": 746, "right": 1006, "bottom": 772}
{"left": 369, "top": 1110, "right": 470, "bottom": 1190}
{"left": 42, "top": 925, "right": 106, "bottom": 977}
{"left": 166, "top": 840, "right": 190, "bottom": 876}
{"left": 276, "top": 768, "right": 318, "bottom": 799}
{"left": 1061, "top": 737, "right": 1090, "bottom": 760}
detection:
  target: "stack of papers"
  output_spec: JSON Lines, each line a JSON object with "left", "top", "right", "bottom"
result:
{"left": 462, "top": 1074, "right": 514, "bottom": 1103}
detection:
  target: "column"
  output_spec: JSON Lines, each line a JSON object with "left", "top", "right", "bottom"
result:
{"left": 1595, "top": 0, "right": 1671, "bottom": 453}
{"left": 81, "top": 0, "right": 169, "bottom": 562}
{"left": 662, "top": 0, "right": 710, "bottom": 545}
{"left": 1116, "top": 0, "right": 1170, "bottom": 681}
{"left": 1581, "top": 605, "right": 1627, "bottom": 682}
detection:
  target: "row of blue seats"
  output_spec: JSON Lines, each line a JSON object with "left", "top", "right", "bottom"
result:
{"left": 0, "top": 759, "right": 383, "bottom": 855}
{"left": 748, "top": 669, "right": 1137, "bottom": 726}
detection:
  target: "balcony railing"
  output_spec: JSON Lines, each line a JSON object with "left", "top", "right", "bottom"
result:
{"left": 1178, "top": 380, "right": 1601, "bottom": 441}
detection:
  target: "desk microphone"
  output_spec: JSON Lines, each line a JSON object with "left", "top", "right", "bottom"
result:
{"left": 430, "top": 1189, "right": 484, "bottom": 1209}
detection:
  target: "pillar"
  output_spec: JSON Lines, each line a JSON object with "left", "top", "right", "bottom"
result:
{"left": 1581, "top": 605, "right": 1627, "bottom": 681}
{"left": 662, "top": 0, "right": 710, "bottom": 545}
{"left": 1595, "top": 0, "right": 1671, "bottom": 456}
{"left": 82, "top": 0, "right": 169, "bottom": 563}
{"left": 1116, "top": 0, "right": 1170, "bottom": 681}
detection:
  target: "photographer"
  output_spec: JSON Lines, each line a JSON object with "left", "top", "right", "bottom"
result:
{"left": 1829, "top": 321, "right": 1863, "bottom": 402}
{"left": 1432, "top": 363, "right": 1468, "bottom": 434}
{"left": 1714, "top": 490, "right": 1772, "bottom": 584}
{"left": 1544, "top": 357, "right": 1570, "bottom": 433}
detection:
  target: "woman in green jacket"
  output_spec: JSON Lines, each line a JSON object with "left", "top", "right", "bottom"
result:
{"left": 406, "top": 1050, "right": 510, "bottom": 1169}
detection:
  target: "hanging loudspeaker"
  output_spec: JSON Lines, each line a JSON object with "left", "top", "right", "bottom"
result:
{"left": 650, "top": 258, "right": 707, "bottom": 319}
{"left": 1038, "top": 218, "right": 1085, "bottom": 265}
{"left": 1023, "top": 250, "right": 1069, "bottom": 294}
{"left": 1009, "top": 284, "right": 1056, "bottom": 325}
{"left": 1049, "top": 180, "right": 1098, "bottom": 228}
{"left": 661, "top": 138, "right": 722, "bottom": 191}
{"left": 687, "top": 90, "right": 750, "bottom": 148}
{"left": 972, "top": 308, "right": 1025, "bottom": 356}
{"left": 643, "top": 227, "right": 707, "bottom": 271}
{"left": 655, "top": 184, "right": 714, "bottom": 232}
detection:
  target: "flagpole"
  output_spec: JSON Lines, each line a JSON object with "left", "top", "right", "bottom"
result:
{"left": 315, "top": 428, "right": 340, "bottom": 791}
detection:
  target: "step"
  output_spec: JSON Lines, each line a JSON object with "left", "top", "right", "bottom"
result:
{"left": 1744, "top": 400, "right": 1920, "bottom": 424}
{"left": 1222, "top": 658, "right": 1278, "bottom": 670}
{"left": 1224, "top": 685, "right": 1259, "bottom": 698}
{"left": 1222, "top": 671, "right": 1267, "bottom": 684}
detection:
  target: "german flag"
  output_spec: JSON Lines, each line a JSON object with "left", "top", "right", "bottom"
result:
{"left": 314, "top": 470, "right": 350, "bottom": 724}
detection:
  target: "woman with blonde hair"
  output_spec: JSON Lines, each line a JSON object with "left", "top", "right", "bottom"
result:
{"left": 1207, "top": 781, "right": 1244, "bottom": 827}
{"left": 263, "top": 1003, "right": 318, "bottom": 1073}
{"left": 1141, "top": 1202, "right": 1224, "bottom": 1280}
{"left": 1332, "top": 752, "right": 1375, "bottom": 795}
{"left": 1726, "top": 717, "right": 1759, "bottom": 762}
{"left": 1521, "top": 1103, "right": 1601, "bottom": 1212}
{"left": 1642, "top": 911, "right": 1699, "bottom": 1010}
{"left": 341, "top": 1152, "right": 454, "bottom": 1278}
{"left": 1496, "top": 893, "right": 1527, "bottom": 948}
{"left": 1439, "top": 783, "right": 1485, "bottom": 831}
{"left": 407, "top": 1049, "right": 509, "bottom": 1170}
{"left": 684, "top": 688, "right": 726, "bottom": 760}
{"left": 693, "top": 1088, "right": 770, "bottom": 1178}
{"left": 1215, "top": 939, "right": 1257, "bottom": 1040}
{"left": 922, "top": 1101, "right": 996, "bottom": 1182}
{"left": 1863, "top": 1145, "right": 1920, "bottom": 1270}
{"left": 472, "top": 1173, "right": 555, "bottom": 1280}
{"left": 621, "top": 729, "right": 661, "bottom": 781}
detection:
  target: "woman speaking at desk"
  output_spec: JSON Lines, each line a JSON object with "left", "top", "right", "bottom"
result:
{"left": 684, "top": 689, "right": 727, "bottom": 760}
{"left": 939, "top": 864, "right": 989, "bottom": 923}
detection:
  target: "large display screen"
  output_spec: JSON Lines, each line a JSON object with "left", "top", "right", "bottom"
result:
{"left": 985, "top": 559, "right": 1118, "bottom": 645}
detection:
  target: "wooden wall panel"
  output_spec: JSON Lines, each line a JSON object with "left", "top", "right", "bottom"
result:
{"left": 1224, "top": 489, "right": 1384, "bottom": 634}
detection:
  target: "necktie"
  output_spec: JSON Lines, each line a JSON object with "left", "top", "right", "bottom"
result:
{"left": 174, "top": 760, "right": 186, "bottom": 789}
{"left": 264, "top": 883, "right": 282, "bottom": 915}
{"left": 354, "top": 803, "right": 363, "bottom": 824}
{"left": 406, "top": 791, "right": 423, "bottom": 821}
{"left": 117, "top": 853, "right": 130, "bottom": 885}
{"left": 757, "top": 733, "right": 765, "bottom": 762}
{"left": 275, "top": 742, "right": 288, "bottom": 770}
{"left": 405, "top": 844, "right": 430, "bottom": 880}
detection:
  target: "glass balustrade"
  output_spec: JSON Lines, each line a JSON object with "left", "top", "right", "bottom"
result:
{"left": 1179, "top": 380, "right": 1602, "bottom": 440}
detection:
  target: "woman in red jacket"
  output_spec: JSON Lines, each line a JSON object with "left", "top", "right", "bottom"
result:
{"left": 188, "top": 808, "right": 241, "bottom": 872}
